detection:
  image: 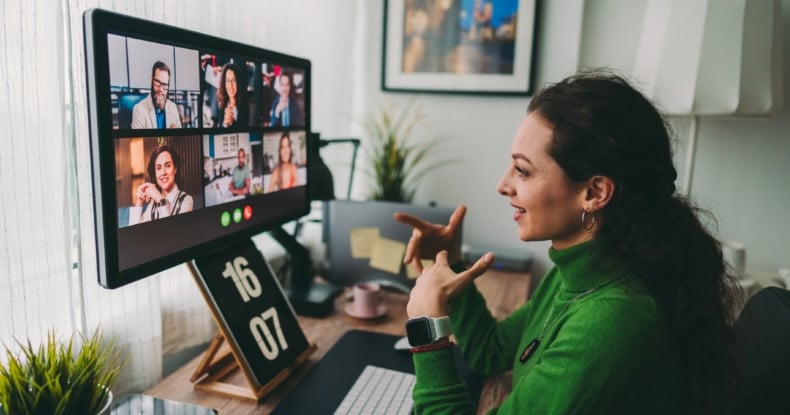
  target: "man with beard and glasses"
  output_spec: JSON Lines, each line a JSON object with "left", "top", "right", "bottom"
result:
{"left": 131, "top": 61, "right": 183, "bottom": 129}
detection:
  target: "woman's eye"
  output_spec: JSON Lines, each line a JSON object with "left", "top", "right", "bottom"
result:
{"left": 514, "top": 166, "right": 529, "bottom": 177}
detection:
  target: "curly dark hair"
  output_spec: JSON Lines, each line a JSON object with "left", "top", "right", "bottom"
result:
{"left": 216, "top": 63, "right": 247, "bottom": 111}
{"left": 528, "top": 70, "right": 740, "bottom": 414}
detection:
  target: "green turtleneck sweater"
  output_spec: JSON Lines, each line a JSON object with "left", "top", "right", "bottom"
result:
{"left": 411, "top": 241, "right": 682, "bottom": 414}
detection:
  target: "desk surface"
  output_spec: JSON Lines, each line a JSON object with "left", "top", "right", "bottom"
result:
{"left": 146, "top": 270, "right": 535, "bottom": 414}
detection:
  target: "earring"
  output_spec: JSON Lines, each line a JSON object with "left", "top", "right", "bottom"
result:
{"left": 581, "top": 210, "right": 595, "bottom": 231}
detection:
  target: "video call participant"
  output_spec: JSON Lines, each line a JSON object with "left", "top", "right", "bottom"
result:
{"left": 396, "top": 71, "right": 738, "bottom": 414}
{"left": 200, "top": 54, "right": 223, "bottom": 127}
{"left": 131, "top": 61, "right": 182, "bottom": 129}
{"left": 270, "top": 71, "right": 303, "bottom": 127}
{"left": 259, "top": 67, "right": 276, "bottom": 126}
{"left": 129, "top": 145, "right": 193, "bottom": 225}
{"left": 229, "top": 148, "right": 251, "bottom": 196}
{"left": 217, "top": 63, "right": 249, "bottom": 128}
{"left": 268, "top": 133, "right": 300, "bottom": 191}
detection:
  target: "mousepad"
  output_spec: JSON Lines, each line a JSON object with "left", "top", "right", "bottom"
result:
{"left": 272, "top": 329, "right": 482, "bottom": 414}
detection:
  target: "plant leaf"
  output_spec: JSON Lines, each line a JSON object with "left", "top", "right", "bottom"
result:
{"left": 359, "top": 98, "right": 455, "bottom": 202}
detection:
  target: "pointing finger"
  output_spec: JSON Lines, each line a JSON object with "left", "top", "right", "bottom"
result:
{"left": 447, "top": 205, "right": 467, "bottom": 231}
{"left": 404, "top": 228, "right": 422, "bottom": 266}
{"left": 394, "top": 212, "right": 434, "bottom": 232}
{"left": 458, "top": 252, "right": 494, "bottom": 284}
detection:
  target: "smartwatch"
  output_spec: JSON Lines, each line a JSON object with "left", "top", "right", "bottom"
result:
{"left": 405, "top": 316, "right": 452, "bottom": 347}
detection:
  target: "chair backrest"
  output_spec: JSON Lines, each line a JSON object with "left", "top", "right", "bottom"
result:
{"left": 726, "top": 286, "right": 790, "bottom": 414}
{"left": 117, "top": 93, "right": 147, "bottom": 129}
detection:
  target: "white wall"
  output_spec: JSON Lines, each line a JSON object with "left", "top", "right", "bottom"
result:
{"left": 337, "top": 0, "right": 789, "bottom": 279}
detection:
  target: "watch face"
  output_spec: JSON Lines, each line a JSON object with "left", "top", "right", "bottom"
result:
{"left": 406, "top": 317, "right": 434, "bottom": 346}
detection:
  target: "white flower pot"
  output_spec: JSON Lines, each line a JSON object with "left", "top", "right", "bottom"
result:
{"left": 98, "top": 390, "right": 114, "bottom": 415}
{"left": 0, "top": 389, "right": 112, "bottom": 415}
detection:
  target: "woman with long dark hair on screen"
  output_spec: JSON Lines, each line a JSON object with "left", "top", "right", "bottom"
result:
{"left": 396, "top": 71, "right": 739, "bottom": 414}
{"left": 216, "top": 63, "right": 249, "bottom": 128}
{"left": 268, "top": 133, "right": 300, "bottom": 192}
{"left": 129, "top": 145, "right": 193, "bottom": 225}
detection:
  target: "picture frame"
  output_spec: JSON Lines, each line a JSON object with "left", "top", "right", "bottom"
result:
{"left": 382, "top": 0, "right": 538, "bottom": 96}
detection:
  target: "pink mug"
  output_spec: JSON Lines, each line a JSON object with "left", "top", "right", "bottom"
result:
{"left": 350, "top": 282, "right": 384, "bottom": 317}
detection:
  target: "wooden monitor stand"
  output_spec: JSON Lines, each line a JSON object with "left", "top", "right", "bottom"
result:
{"left": 190, "top": 332, "right": 315, "bottom": 401}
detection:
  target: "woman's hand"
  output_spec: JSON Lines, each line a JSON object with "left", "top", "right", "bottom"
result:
{"left": 407, "top": 250, "right": 494, "bottom": 318}
{"left": 135, "top": 183, "right": 148, "bottom": 207}
{"left": 223, "top": 104, "right": 235, "bottom": 127}
{"left": 135, "top": 182, "right": 162, "bottom": 207}
{"left": 394, "top": 205, "right": 466, "bottom": 274}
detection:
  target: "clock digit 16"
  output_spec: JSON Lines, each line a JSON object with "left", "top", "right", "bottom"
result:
{"left": 223, "top": 257, "right": 262, "bottom": 302}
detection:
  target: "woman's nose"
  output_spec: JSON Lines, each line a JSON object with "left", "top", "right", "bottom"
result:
{"left": 497, "top": 173, "right": 512, "bottom": 196}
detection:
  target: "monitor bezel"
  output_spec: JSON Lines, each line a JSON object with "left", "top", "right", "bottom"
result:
{"left": 83, "top": 8, "right": 312, "bottom": 288}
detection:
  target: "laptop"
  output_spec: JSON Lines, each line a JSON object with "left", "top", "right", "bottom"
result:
{"left": 321, "top": 200, "right": 457, "bottom": 293}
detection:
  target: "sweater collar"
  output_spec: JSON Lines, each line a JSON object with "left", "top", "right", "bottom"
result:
{"left": 548, "top": 240, "right": 621, "bottom": 292}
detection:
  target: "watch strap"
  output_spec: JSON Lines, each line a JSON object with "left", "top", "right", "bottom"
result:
{"left": 433, "top": 316, "right": 452, "bottom": 339}
{"left": 410, "top": 340, "right": 454, "bottom": 354}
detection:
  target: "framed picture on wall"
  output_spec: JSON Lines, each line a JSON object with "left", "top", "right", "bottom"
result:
{"left": 382, "top": 0, "right": 538, "bottom": 95}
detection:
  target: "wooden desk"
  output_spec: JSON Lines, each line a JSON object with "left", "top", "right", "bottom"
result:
{"left": 146, "top": 270, "right": 534, "bottom": 414}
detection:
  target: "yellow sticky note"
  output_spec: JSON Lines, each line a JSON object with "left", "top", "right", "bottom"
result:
{"left": 350, "top": 227, "right": 380, "bottom": 259}
{"left": 369, "top": 237, "right": 407, "bottom": 275}
{"left": 405, "top": 260, "right": 435, "bottom": 279}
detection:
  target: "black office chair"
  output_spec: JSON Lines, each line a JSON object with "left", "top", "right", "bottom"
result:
{"left": 726, "top": 286, "right": 790, "bottom": 414}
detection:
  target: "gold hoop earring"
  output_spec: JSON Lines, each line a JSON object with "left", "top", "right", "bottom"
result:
{"left": 581, "top": 210, "right": 595, "bottom": 231}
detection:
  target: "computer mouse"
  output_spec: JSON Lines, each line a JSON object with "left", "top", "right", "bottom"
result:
{"left": 394, "top": 336, "right": 412, "bottom": 351}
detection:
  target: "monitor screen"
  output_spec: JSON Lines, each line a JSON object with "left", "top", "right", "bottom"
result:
{"left": 83, "top": 9, "right": 312, "bottom": 288}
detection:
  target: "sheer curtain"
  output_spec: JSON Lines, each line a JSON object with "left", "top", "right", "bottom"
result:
{"left": 0, "top": 0, "right": 74, "bottom": 351}
{"left": 2, "top": 0, "right": 361, "bottom": 395}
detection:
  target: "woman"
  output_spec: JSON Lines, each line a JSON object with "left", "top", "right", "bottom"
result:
{"left": 268, "top": 133, "right": 300, "bottom": 191}
{"left": 396, "top": 71, "right": 738, "bottom": 414}
{"left": 216, "top": 63, "right": 248, "bottom": 128}
{"left": 129, "top": 145, "right": 193, "bottom": 225}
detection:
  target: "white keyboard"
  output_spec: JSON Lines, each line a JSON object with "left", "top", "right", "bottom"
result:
{"left": 334, "top": 365, "right": 415, "bottom": 415}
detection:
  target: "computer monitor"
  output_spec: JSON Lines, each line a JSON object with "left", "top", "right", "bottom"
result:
{"left": 84, "top": 9, "right": 313, "bottom": 289}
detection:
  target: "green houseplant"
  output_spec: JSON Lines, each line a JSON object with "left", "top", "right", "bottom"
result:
{"left": 362, "top": 100, "right": 451, "bottom": 202}
{"left": 0, "top": 328, "right": 124, "bottom": 415}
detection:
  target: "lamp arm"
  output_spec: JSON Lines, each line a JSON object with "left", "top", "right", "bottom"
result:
{"left": 348, "top": 142, "right": 359, "bottom": 200}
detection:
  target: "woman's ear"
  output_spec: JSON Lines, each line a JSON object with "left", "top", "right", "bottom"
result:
{"left": 583, "top": 175, "right": 615, "bottom": 212}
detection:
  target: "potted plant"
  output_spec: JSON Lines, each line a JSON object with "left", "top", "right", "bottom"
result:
{"left": 361, "top": 99, "right": 451, "bottom": 202}
{"left": 0, "top": 328, "right": 124, "bottom": 415}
